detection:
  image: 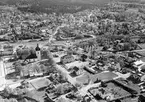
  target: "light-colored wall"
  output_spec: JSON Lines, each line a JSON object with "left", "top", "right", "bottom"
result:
{"left": 36, "top": 51, "right": 41, "bottom": 60}
{"left": 0, "top": 59, "right": 6, "bottom": 90}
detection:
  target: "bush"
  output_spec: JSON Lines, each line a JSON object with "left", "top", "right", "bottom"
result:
{"left": 1, "top": 86, "right": 38, "bottom": 102}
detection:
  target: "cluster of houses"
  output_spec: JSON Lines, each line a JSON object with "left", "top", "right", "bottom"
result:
{"left": 1, "top": 0, "right": 145, "bottom": 102}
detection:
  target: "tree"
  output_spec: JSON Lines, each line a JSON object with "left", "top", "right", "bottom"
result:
{"left": 16, "top": 48, "right": 30, "bottom": 60}
{"left": 123, "top": 43, "right": 131, "bottom": 51}
{"left": 29, "top": 47, "right": 36, "bottom": 55}
{"left": 41, "top": 50, "right": 51, "bottom": 59}
{"left": 13, "top": 61, "right": 22, "bottom": 74}
{"left": 56, "top": 70, "right": 67, "bottom": 83}
{"left": 3, "top": 86, "right": 13, "bottom": 97}
{"left": 40, "top": 50, "right": 56, "bottom": 73}
{"left": 40, "top": 64, "right": 47, "bottom": 73}
{"left": 55, "top": 83, "right": 73, "bottom": 95}
{"left": 130, "top": 40, "right": 138, "bottom": 50}
{"left": 116, "top": 56, "right": 125, "bottom": 68}
{"left": 16, "top": 48, "right": 23, "bottom": 59}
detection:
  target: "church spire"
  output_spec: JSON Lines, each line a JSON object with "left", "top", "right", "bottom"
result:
{"left": 35, "top": 44, "right": 40, "bottom": 51}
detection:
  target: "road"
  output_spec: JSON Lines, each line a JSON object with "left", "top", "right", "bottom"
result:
{"left": 49, "top": 24, "right": 68, "bottom": 43}
{"left": 133, "top": 49, "right": 145, "bottom": 52}
{"left": 56, "top": 63, "right": 101, "bottom": 97}
{"left": 0, "top": 23, "right": 97, "bottom": 51}
{"left": 56, "top": 64, "right": 77, "bottom": 86}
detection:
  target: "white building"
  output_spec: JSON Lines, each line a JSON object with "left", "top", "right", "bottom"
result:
{"left": 0, "top": 58, "right": 7, "bottom": 91}
{"left": 0, "top": 44, "right": 4, "bottom": 55}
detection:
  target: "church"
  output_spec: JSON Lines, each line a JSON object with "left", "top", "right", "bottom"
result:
{"left": 17, "top": 44, "right": 42, "bottom": 63}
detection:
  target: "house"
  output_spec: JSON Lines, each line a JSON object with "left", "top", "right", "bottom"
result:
{"left": 0, "top": 44, "right": 4, "bottom": 55}
{"left": 0, "top": 44, "right": 13, "bottom": 56}
{"left": 88, "top": 79, "right": 138, "bottom": 102}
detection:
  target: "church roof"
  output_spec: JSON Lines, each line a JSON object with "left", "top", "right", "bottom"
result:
{"left": 35, "top": 44, "right": 41, "bottom": 51}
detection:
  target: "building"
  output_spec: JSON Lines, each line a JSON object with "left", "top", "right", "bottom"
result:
{"left": 88, "top": 79, "right": 138, "bottom": 102}
{"left": 0, "top": 44, "right": 13, "bottom": 56}
{"left": 0, "top": 58, "right": 7, "bottom": 91}
{"left": 0, "top": 44, "right": 4, "bottom": 55}
{"left": 35, "top": 44, "right": 41, "bottom": 61}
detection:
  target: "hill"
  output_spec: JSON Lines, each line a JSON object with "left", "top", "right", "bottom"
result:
{"left": 0, "top": 0, "right": 141, "bottom": 14}
{"left": 3, "top": 0, "right": 110, "bottom": 5}
{"left": 0, "top": 0, "right": 106, "bottom": 14}
{"left": 1, "top": 0, "right": 141, "bottom": 5}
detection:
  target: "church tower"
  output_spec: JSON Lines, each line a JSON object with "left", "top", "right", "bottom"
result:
{"left": 35, "top": 44, "right": 41, "bottom": 61}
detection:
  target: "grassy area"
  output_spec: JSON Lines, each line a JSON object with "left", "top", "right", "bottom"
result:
{"left": 28, "top": 89, "right": 45, "bottom": 102}
{"left": 139, "top": 43, "right": 145, "bottom": 49}
{"left": 76, "top": 71, "right": 118, "bottom": 85}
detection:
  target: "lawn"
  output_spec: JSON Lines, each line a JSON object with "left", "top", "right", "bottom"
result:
{"left": 90, "top": 71, "right": 118, "bottom": 82}
{"left": 76, "top": 71, "right": 118, "bottom": 85}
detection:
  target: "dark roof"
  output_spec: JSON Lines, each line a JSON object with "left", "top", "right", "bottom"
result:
{"left": 25, "top": 53, "right": 37, "bottom": 60}
{"left": 35, "top": 45, "right": 41, "bottom": 51}
{"left": 61, "top": 54, "right": 74, "bottom": 60}
{"left": 73, "top": 66, "right": 79, "bottom": 71}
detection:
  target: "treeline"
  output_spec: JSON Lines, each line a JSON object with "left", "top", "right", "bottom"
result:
{"left": 18, "top": 4, "right": 97, "bottom": 14}
{"left": 115, "top": 0, "right": 141, "bottom": 3}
